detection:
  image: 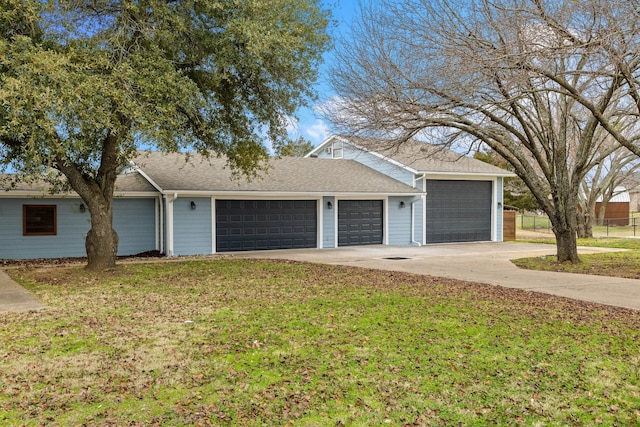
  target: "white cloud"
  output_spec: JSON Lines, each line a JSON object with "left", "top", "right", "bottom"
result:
{"left": 304, "top": 119, "right": 331, "bottom": 143}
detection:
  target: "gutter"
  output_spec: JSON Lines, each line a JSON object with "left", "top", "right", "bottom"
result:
{"left": 410, "top": 174, "right": 427, "bottom": 246}
{"left": 411, "top": 194, "right": 426, "bottom": 246}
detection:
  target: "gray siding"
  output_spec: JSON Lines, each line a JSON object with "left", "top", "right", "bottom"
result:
{"left": 318, "top": 141, "right": 415, "bottom": 187}
{"left": 173, "top": 197, "right": 212, "bottom": 255}
{"left": 113, "top": 198, "right": 157, "bottom": 255}
{"left": 322, "top": 196, "right": 336, "bottom": 248}
{"left": 387, "top": 196, "right": 412, "bottom": 245}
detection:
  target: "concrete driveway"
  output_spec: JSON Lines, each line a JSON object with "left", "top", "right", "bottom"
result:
{"left": 233, "top": 241, "right": 640, "bottom": 311}
{"left": 2, "top": 241, "right": 638, "bottom": 312}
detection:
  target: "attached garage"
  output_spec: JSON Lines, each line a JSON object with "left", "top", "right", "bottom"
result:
{"left": 425, "top": 180, "right": 492, "bottom": 243}
{"left": 216, "top": 200, "right": 317, "bottom": 252}
{"left": 338, "top": 200, "right": 383, "bottom": 246}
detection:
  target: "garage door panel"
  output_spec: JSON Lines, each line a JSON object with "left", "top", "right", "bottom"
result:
{"left": 338, "top": 200, "right": 383, "bottom": 247}
{"left": 426, "top": 180, "right": 492, "bottom": 244}
{"left": 216, "top": 200, "right": 317, "bottom": 252}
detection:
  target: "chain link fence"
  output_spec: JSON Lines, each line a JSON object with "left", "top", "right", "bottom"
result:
{"left": 517, "top": 214, "right": 640, "bottom": 238}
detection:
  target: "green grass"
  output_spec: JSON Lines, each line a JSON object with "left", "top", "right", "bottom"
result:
{"left": 2, "top": 260, "right": 640, "bottom": 426}
{"left": 517, "top": 213, "right": 640, "bottom": 238}
{"left": 516, "top": 214, "right": 552, "bottom": 231}
{"left": 514, "top": 237, "right": 640, "bottom": 278}
{"left": 520, "top": 236, "right": 640, "bottom": 250}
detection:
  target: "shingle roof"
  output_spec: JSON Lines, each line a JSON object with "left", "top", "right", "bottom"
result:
{"left": 0, "top": 172, "right": 156, "bottom": 193}
{"left": 132, "top": 152, "right": 421, "bottom": 194}
{"left": 336, "top": 135, "right": 514, "bottom": 176}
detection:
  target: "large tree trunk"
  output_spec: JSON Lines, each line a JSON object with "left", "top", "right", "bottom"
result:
{"left": 85, "top": 200, "right": 119, "bottom": 270}
{"left": 550, "top": 199, "right": 580, "bottom": 263}
{"left": 549, "top": 184, "right": 581, "bottom": 264}
{"left": 576, "top": 209, "right": 593, "bottom": 238}
{"left": 597, "top": 200, "right": 608, "bottom": 226}
{"left": 554, "top": 226, "right": 580, "bottom": 263}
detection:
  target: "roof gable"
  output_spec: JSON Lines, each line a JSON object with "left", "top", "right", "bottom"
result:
{"left": 310, "top": 135, "right": 514, "bottom": 177}
{"left": 132, "top": 152, "right": 421, "bottom": 194}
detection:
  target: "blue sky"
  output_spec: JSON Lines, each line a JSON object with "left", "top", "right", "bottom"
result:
{"left": 287, "top": 0, "right": 360, "bottom": 148}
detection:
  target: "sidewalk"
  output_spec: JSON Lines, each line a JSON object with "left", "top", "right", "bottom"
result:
{"left": 0, "top": 269, "right": 45, "bottom": 313}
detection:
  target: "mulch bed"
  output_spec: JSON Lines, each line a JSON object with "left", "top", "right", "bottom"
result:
{"left": 0, "top": 250, "right": 165, "bottom": 268}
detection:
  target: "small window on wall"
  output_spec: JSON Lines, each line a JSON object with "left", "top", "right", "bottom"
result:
{"left": 332, "top": 141, "right": 344, "bottom": 159}
{"left": 23, "top": 205, "right": 57, "bottom": 236}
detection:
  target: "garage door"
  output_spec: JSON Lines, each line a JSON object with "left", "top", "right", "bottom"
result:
{"left": 338, "top": 200, "right": 383, "bottom": 246}
{"left": 426, "top": 180, "right": 492, "bottom": 243}
{"left": 216, "top": 200, "right": 317, "bottom": 252}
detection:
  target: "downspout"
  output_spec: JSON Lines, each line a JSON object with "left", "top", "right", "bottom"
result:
{"left": 411, "top": 194, "right": 426, "bottom": 246}
{"left": 164, "top": 193, "right": 177, "bottom": 257}
{"left": 411, "top": 174, "right": 427, "bottom": 246}
{"left": 158, "top": 194, "right": 164, "bottom": 254}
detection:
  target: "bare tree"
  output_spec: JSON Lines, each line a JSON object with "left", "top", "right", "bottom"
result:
{"left": 578, "top": 140, "right": 640, "bottom": 237}
{"left": 326, "top": 0, "right": 640, "bottom": 263}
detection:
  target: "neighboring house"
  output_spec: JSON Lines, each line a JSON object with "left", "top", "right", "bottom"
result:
{"left": 595, "top": 187, "right": 631, "bottom": 226}
{"left": 622, "top": 173, "right": 640, "bottom": 212}
{"left": 0, "top": 135, "right": 513, "bottom": 260}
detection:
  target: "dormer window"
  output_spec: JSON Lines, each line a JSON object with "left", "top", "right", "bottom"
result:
{"left": 332, "top": 141, "right": 344, "bottom": 159}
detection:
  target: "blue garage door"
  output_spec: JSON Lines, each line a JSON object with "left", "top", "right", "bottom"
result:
{"left": 216, "top": 200, "right": 317, "bottom": 252}
{"left": 338, "top": 200, "right": 383, "bottom": 246}
{"left": 426, "top": 180, "right": 492, "bottom": 243}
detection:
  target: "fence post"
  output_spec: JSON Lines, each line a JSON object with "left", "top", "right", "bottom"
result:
{"left": 533, "top": 216, "right": 536, "bottom": 232}
{"left": 606, "top": 219, "right": 609, "bottom": 237}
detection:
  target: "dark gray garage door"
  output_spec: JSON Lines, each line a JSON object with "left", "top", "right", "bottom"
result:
{"left": 426, "top": 180, "right": 492, "bottom": 243}
{"left": 216, "top": 200, "right": 317, "bottom": 252}
{"left": 338, "top": 200, "right": 383, "bottom": 246}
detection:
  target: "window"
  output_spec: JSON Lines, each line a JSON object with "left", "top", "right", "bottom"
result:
{"left": 23, "top": 205, "right": 57, "bottom": 236}
{"left": 332, "top": 141, "right": 344, "bottom": 159}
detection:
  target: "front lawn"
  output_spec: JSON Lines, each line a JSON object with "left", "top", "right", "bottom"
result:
{"left": 515, "top": 237, "right": 640, "bottom": 278}
{"left": 1, "top": 260, "right": 639, "bottom": 426}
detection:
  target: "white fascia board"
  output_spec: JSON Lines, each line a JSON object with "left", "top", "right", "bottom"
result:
{"left": 0, "top": 191, "right": 159, "bottom": 198}
{"left": 1, "top": 191, "right": 160, "bottom": 197}
{"left": 0, "top": 191, "right": 76, "bottom": 198}
{"left": 306, "top": 134, "right": 422, "bottom": 175}
{"left": 361, "top": 149, "right": 420, "bottom": 175}
{"left": 329, "top": 192, "right": 421, "bottom": 198}
{"left": 335, "top": 136, "right": 421, "bottom": 175}
{"left": 166, "top": 190, "right": 422, "bottom": 198}
{"left": 127, "top": 161, "right": 165, "bottom": 192}
{"left": 423, "top": 172, "right": 515, "bottom": 179}
{"left": 114, "top": 192, "right": 162, "bottom": 198}
{"left": 305, "top": 135, "right": 341, "bottom": 157}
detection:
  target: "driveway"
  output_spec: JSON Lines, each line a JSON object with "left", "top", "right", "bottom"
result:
{"left": 2, "top": 241, "right": 639, "bottom": 312}
{"left": 232, "top": 241, "right": 640, "bottom": 311}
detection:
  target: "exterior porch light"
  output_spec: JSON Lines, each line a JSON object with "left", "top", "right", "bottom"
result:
{"left": 327, "top": 201, "right": 333, "bottom": 209}
{"left": 399, "top": 201, "right": 406, "bottom": 208}
{"left": 79, "top": 203, "right": 86, "bottom": 213}
{"left": 190, "top": 201, "right": 196, "bottom": 210}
